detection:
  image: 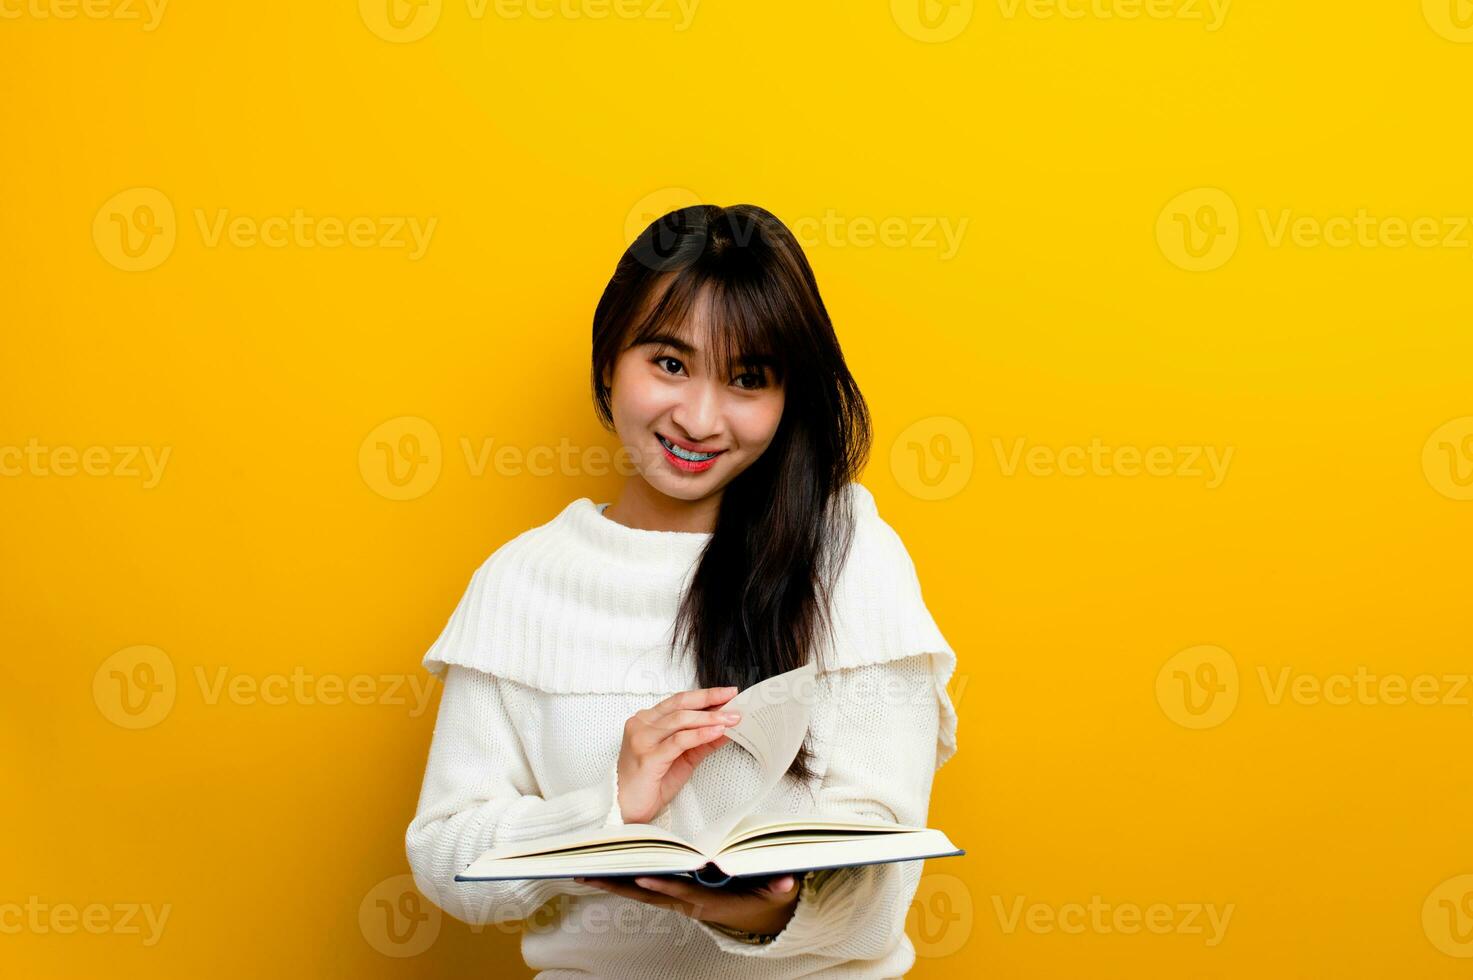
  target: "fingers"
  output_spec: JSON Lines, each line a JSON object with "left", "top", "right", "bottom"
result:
{"left": 575, "top": 872, "right": 795, "bottom": 930}
{"left": 721, "top": 872, "right": 795, "bottom": 896}
{"left": 653, "top": 686, "right": 738, "bottom": 716}
{"left": 679, "top": 733, "right": 729, "bottom": 767}
{"left": 632, "top": 875, "right": 706, "bottom": 900}
{"left": 654, "top": 707, "right": 742, "bottom": 733}
{"left": 575, "top": 877, "right": 704, "bottom": 916}
{"left": 645, "top": 707, "right": 739, "bottom": 761}
{"left": 653, "top": 723, "right": 728, "bottom": 766}
{"left": 623, "top": 687, "right": 741, "bottom": 778}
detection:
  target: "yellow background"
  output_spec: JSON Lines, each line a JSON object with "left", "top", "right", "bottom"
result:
{"left": 4, "top": 0, "right": 1473, "bottom": 976}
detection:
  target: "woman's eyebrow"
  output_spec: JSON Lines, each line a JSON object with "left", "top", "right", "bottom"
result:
{"left": 636, "top": 332, "right": 697, "bottom": 354}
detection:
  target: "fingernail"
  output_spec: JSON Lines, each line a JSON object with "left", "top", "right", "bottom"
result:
{"left": 722, "top": 712, "right": 740, "bottom": 722}
{"left": 635, "top": 877, "right": 654, "bottom": 887}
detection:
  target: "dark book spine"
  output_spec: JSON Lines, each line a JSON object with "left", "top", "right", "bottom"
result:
{"left": 690, "top": 863, "right": 732, "bottom": 887}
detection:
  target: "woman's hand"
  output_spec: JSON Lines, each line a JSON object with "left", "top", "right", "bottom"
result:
{"left": 574, "top": 872, "right": 802, "bottom": 937}
{"left": 617, "top": 686, "right": 742, "bottom": 825}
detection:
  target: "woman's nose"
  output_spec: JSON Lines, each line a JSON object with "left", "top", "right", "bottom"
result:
{"left": 670, "top": 382, "right": 724, "bottom": 441}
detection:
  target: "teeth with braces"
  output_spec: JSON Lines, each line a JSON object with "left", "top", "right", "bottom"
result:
{"left": 659, "top": 435, "right": 719, "bottom": 461}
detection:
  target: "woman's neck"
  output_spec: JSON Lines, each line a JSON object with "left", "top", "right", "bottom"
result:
{"left": 601, "top": 480, "right": 723, "bottom": 534}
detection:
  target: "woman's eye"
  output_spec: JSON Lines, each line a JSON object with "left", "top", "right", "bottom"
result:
{"left": 733, "top": 371, "right": 766, "bottom": 390}
{"left": 654, "top": 355, "right": 684, "bottom": 375}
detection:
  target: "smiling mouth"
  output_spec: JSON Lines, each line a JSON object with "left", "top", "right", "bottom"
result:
{"left": 657, "top": 433, "right": 725, "bottom": 462}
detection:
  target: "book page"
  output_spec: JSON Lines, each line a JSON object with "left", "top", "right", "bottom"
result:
{"left": 691, "top": 661, "right": 817, "bottom": 854}
{"left": 717, "top": 809, "right": 928, "bottom": 850}
{"left": 465, "top": 821, "right": 698, "bottom": 863}
{"left": 712, "top": 828, "right": 964, "bottom": 880}
{"left": 458, "top": 840, "right": 710, "bottom": 882}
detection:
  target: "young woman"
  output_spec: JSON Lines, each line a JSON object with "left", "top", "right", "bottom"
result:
{"left": 405, "top": 204, "right": 959, "bottom": 978}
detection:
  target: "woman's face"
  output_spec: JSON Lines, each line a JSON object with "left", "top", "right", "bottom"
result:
{"left": 602, "top": 293, "right": 785, "bottom": 502}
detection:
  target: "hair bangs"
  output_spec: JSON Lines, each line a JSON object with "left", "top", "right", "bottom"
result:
{"left": 623, "top": 267, "right": 789, "bottom": 386}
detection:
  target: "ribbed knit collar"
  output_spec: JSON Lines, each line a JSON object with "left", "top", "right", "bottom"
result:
{"left": 560, "top": 497, "right": 713, "bottom": 569}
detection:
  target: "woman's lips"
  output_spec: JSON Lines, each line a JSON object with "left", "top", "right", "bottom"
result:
{"left": 657, "top": 433, "right": 725, "bottom": 472}
{"left": 658, "top": 432, "right": 723, "bottom": 454}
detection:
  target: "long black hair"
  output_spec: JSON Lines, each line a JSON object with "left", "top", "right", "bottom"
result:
{"left": 591, "top": 204, "right": 872, "bottom": 783}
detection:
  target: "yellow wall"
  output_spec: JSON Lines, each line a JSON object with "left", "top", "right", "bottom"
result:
{"left": 3, "top": 1, "right": 1472, "bottom": 976}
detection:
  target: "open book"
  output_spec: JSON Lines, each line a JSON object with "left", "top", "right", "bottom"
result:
{"left": 457, "top": 662, "right": 964, "bottom": 888}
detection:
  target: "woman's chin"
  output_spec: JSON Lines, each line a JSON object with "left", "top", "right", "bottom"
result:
{"left": 647, "top": 467, "right": 731, "bottom": 500}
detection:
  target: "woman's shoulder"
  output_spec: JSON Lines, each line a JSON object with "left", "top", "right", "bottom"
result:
{"left": 420, "top": 494, "right": 700, "bottom": 691}
{"left": 819, "top": 480, "right": 952, "bottom": 668}
{"left": 833, "top": 480, "right": 921, "bottom": 584}
{"left": 459, "top": 495, "right": 592, "bottom": 577}
{"left": 417, "top": 499, "right": 586, "bottom": 681}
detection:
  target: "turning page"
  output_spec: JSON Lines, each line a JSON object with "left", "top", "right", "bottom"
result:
{"left": 691, "top": 661, "right": 817, "bottom": 854}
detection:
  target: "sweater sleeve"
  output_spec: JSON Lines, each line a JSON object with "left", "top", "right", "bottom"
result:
{"left": 691, "top": 650, "right": 949, "bottom": 960}
{"left": 404, "top": 664, "right": 624, "bottom": 925}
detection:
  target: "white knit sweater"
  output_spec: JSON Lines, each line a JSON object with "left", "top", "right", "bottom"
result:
{"left": 405, "top": 481, "right": 959, "bottom": 979}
